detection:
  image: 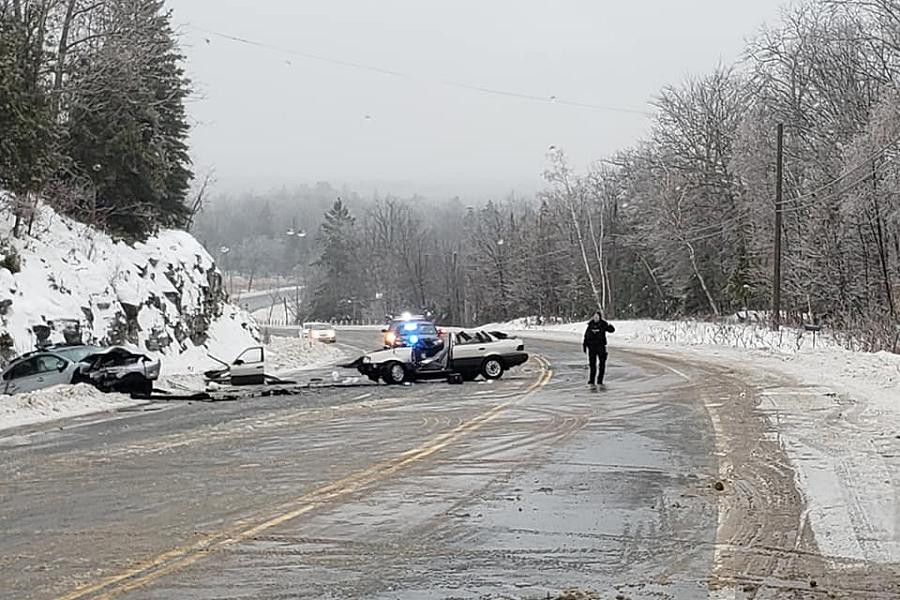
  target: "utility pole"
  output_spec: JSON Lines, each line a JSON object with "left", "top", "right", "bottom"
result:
{"left": 772, "top": 123, "right": 784, "bottom": 331}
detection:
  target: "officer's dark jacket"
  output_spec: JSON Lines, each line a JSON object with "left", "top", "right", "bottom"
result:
{"left": 583, "top": 319, "right": 615, "bottom": 350}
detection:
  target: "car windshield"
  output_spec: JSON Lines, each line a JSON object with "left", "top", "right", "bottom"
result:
{"left": 310, "top": 323, "right": 331, "bottom": 330}
{"left": 55, "top": 346, "right": 103, "bottom": 362}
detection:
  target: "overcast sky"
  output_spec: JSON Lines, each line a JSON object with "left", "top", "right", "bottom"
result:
{"left": 167, "top": 0, "right": 788, "bottom": 198}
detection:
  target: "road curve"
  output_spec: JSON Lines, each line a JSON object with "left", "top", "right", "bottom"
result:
{"left": 0, "top": 329, "right": 888, "bottom": 599}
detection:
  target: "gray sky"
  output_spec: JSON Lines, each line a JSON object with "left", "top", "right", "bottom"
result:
{"left": 168, "top": 0, "right": 788, "bottom": 198}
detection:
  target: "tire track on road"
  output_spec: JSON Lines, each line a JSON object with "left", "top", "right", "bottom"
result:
{"left": 58, "top": 357, "right": 553, "bottom": 600}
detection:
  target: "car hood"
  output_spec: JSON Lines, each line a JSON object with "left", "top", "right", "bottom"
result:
{"left": 80, "top": 346, "right": 159, "bottom": 367}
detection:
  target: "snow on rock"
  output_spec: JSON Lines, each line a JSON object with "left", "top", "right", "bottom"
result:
{"left": 488, "top": 316, "right": 900, "bottom": 564}
{"left": 0, "top": 197, "right": 258, "bottom": 366}
{"left": 0, "top": 384, "right": 141, "bottom": 431}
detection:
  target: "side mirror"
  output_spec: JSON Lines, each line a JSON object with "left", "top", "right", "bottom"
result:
{"left": 381, "top": 328, "right": 388, "bottom": 333}
{"left": 57, "top": 361, "right": 67, "bottom": 372}
{"left": 233, "top": 359, "right": 244, "bottom": 366}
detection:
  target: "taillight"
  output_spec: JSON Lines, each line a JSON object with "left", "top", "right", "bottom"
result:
{"left": 516, "top": 344, "right": 524, "bottom": 351}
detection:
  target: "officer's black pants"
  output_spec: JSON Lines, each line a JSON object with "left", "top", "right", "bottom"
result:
{"left": 587, "top": 347, "right": 607, "bottom": 385}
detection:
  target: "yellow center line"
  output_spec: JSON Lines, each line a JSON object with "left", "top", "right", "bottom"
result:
{"left": 59, "top": 356, "right": 553, "bottom": 600}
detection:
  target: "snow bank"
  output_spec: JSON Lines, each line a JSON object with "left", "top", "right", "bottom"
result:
{"left": 0, "top": 384, "right": 141, "bottom": 430}
{"left": 489, "top": 317, "right": 900, "bottom": 565}
{"left": 0, "top": 196, "right": 259, "bottom": 365}
{"left": 265, "top": 336, "right": 347, "bottom": 374}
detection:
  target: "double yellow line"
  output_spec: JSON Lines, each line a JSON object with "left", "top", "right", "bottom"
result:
{"left": 60, "top": 356, "right": 553, "bottom": 600}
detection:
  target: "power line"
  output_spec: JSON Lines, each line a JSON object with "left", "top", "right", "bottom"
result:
{"left": 779, "top": 128, "right": 900, "bottom": 205}
{"left": 188, "top": 25, "right": 653, "bottom": 117}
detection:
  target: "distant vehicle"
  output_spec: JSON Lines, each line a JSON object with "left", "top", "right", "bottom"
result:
{"left": 1, "top": 344, "right": 159, "bottom": 396}
{"left": 345, "top": 329, "right": 528, "bottom": 385}
{"left": 302, "top": 322, "right": 336, "bottom": 343}
{"left": 382, "top": 313, "right": 441, "bottom": 348}
{"left": 76, "top": 347, "right": 161, "bottom": 395}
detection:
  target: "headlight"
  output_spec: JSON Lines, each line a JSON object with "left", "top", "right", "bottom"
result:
{"left": 362, "top": 356, "right": 372, "bottom": 363}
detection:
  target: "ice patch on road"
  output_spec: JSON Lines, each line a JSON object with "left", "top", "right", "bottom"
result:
{"left": 0, "top": 384, "right": 140, "bottom": 431}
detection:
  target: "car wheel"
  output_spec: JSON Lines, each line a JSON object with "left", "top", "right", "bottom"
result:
{"left": 383, "top": 362, "right": 408, "bottom": 385}
{"left": 481, "top": 357, "right": 504, "bottom": 380}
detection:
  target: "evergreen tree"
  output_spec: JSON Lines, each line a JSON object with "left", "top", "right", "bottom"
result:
{"left": 0, "top": 6, "right": 56, "bottom": 236}
{"left": 62, "top": 0, "right": 192, "bottom": 239}
{"left": 310, "top": 199, "right": 363, "bottom": 319}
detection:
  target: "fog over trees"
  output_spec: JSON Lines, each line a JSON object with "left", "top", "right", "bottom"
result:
{"left": 195, "top": 0, "right": 900, "bottom": 350}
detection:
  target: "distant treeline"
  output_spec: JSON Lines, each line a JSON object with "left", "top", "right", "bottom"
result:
{"left": 203, "top": 0, "right": 900, "bottom": 351}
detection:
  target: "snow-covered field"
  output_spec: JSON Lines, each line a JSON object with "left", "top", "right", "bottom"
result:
{"left": 488, "top": 317, "right": 900, "bottom": 565}
{"left": 251, "top": 302, "right": 293, "bottom": 325}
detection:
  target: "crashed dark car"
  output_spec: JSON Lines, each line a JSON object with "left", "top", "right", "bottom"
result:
{"left": 75, "top": 347, "right": 161, "bottom": 395}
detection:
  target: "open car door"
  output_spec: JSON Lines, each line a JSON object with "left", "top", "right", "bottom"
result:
{"left": 230, "top": 347, "right": 265, "bottom": 385}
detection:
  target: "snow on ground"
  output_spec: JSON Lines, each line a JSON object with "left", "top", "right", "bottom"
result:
{"left": 158, "top": 336, "right": 347, "bottom": 393}
{"left": 265, "top": 336, "right": 347, "bottom": 375}
{"left": 487, "top": 317, "right": 900, "bottom": 565}
{"left": 251, "top": 302, "right": 293, "bottom": 325}
{"left": 0, "top": 194, "right": 260, "bottom": 430}
{"left": 0, "top": 384, "right": 142, "bottom": 431}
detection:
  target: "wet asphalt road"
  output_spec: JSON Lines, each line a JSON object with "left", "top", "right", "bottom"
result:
{"left": 0, "top": 329, "right": 727, "bottom": 599}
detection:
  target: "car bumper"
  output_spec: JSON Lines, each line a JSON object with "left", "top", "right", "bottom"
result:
{"left": 503, "top": 352, "right": 529, "bottom": 368}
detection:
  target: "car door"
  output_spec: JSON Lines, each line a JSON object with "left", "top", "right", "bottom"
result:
{"left": 230, "top": 347, "right": 265, "bottom": 385}
{"left": 449, "top": 332, "right": 489, "bottom": 373}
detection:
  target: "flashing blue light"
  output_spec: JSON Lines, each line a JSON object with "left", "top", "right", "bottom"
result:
{"left": 409, "top": 335, "right": 419, "bottom": 345}
{"left": 403, "top": 322, "right": 418, "bottom": 331}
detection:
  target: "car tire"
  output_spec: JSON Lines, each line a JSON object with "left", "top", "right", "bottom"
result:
{"left": 481, "top": 357, "right": 504, "bottom": 380}
{"left": 382, "top": 362, "right": 408, "bottom": 385}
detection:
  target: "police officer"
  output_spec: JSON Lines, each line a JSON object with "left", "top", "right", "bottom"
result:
{"left": 583, "top": 310, "right": 615, "bottom": 388}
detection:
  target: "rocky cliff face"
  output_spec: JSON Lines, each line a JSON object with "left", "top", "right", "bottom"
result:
{"left": 0, "top": 196, "right": 258, "bottom": 365}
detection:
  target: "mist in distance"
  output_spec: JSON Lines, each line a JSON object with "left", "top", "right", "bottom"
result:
{"left": 169, "top": 0, "right": 787, "bottom": 201}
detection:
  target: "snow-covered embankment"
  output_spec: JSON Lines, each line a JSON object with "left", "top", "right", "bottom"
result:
{"left": 0, "top": 196, "right": 260, "bottom": 429}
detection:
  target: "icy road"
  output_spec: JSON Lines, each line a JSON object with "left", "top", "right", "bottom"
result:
{"left": 0, "top": 329, "right": 897, "bottom": 599}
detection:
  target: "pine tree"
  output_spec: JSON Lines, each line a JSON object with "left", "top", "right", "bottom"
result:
{"left": 62, "top": 0, "right": 192, "bottom": 239}
{"left": 310, "top": 199, "right": 363, "bottom": 319}
{"left": 0, "top": 7, "right": 56, "bottom": 237}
